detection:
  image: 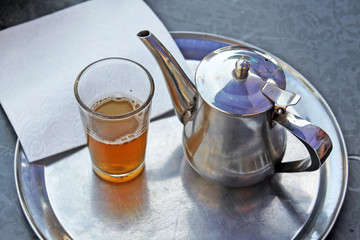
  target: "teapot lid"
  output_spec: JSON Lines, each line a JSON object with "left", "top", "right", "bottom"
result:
{"left": 195, "top": 46, "right": 286, "bottom": 115}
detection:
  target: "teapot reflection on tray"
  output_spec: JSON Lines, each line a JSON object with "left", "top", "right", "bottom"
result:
{"left": 137, "top": 30, "right": 332, "bottom": 188}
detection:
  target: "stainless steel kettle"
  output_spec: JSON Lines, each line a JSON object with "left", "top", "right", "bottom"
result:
{"left": 138, "top": 30, "right": 332, "bottom": 187}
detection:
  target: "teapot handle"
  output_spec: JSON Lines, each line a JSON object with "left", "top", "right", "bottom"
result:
{"left": 262, "top": 82, "right": 332, "bottom": 172}
{"left": 272, "top": 110, "right": 332, "bottom": 172}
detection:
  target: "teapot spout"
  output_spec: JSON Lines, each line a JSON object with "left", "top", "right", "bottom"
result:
{"left": 137, "top": 30, "right": 197, "bottom": 124}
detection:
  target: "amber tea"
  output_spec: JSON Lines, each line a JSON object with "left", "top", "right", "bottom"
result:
{"left": 87, "top": 96, "right": 149, "bottom": 182}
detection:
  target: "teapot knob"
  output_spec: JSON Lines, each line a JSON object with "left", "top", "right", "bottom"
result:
{"left": 234, "top": 58, "right": 250, "bottom": 79}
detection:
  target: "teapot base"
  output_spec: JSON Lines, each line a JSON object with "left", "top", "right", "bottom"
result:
{"left": 184, "top": 148, "right": 279, "bottom": 188}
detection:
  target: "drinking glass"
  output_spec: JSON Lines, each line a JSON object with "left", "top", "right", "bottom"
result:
{"left": 74, "top": 57, "right": 154, "bottom": 182}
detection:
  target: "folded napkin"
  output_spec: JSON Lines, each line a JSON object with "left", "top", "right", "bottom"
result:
{"left": 0, "top": 0, "right": 192, "bottom": 162}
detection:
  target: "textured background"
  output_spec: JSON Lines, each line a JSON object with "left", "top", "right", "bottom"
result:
{"left": 0, "top": 0, "right": 359, "bottom": 239}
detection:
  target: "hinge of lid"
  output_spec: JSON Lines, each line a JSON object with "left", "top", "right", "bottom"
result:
{"left": 261, "top": 82, "right": 301, "bottom": 114}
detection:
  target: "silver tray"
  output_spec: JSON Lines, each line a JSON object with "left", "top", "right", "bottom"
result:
{"left": 15, "top": 32, "right": 348, "bottom": 240}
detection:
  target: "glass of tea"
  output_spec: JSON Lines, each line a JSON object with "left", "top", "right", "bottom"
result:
{"left": 74, "top": 58, "right": 154, "bottom": 182}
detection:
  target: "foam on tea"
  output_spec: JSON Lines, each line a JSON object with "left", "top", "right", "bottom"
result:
{"left": 93, "top": 96, "right": 140, "bottom": 115}
{"left": 90, "top": 96, "right": 143, "bottom": 143}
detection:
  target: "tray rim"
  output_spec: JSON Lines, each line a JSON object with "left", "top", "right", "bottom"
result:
{"left": 14, "top": 31, "right": 348, "bottom": 240}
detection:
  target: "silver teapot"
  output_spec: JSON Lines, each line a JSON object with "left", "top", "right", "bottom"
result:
{"left": 138, "top": 30, "right": 332, "bottom": 187}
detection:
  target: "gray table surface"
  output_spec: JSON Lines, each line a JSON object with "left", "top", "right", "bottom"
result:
{"left": 0, "top": 0, "right": 359, "bottom": 239}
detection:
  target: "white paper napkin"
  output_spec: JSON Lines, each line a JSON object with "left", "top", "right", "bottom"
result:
{"left": 0, "top": 0, "right": 192, "bottom": 162}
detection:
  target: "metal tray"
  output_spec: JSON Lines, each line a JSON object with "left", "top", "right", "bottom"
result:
{"left": 15, "top": 32, "right": 348, "bottom": 240}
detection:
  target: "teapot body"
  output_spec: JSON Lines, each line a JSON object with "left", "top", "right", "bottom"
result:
{"left": 138, "top": 31, "right": 333, "bottom": 188}
{"left": 183, "top": 96, "right": 286, "bottom": 187}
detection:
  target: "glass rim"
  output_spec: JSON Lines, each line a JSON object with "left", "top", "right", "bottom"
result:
{"left": 74, "top": 57, "right": 155, "bottom": 119}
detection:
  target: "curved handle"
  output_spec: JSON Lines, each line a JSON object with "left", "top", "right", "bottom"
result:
{"left": 272, "top": 110, "right": 332, "bottom": 172}
{"left": 261, "top": 82, "right": 332, "bottom": 172}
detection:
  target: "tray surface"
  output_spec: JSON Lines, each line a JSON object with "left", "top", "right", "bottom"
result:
{"left": 15, "top": 32, "right": 348, "bottom": 239}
